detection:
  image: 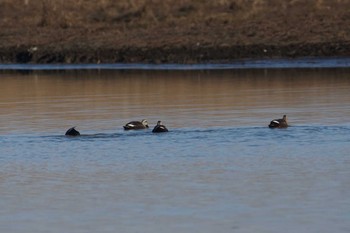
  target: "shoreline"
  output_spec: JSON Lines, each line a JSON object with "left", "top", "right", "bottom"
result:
{"left": 1, "top": 42, "right": 350, "bottom": 64}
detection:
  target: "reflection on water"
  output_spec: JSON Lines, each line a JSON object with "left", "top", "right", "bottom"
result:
{"left": 1, "top": 69, "right": 350, "bottom": 134}
{"left": 0, "top": 68, "right": 350, "bottom": 233}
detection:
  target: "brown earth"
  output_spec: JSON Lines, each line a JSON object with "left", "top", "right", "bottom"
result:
{"left": 1, "top": 0, "right": 350, "bottom": 64}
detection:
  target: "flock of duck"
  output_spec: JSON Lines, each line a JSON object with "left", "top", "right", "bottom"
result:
{"left": 64, "top": 115, "right": 288, "bottom": 136}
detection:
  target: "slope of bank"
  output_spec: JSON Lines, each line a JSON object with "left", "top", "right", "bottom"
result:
{"left": 1, "top": 0, "right": 350, "bottom": 64}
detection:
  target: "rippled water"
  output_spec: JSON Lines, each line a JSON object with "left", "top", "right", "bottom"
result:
{"left": 0, "top": 68, "right": 350, "bottom": 233}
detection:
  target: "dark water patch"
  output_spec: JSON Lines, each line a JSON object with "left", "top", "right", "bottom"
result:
{"left": 1, "top": 57, "right": 350, "bottom": 71}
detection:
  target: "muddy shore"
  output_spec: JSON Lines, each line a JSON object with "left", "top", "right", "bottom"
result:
{"left": 1, "top": 0, "right": 350, "bottom": 64}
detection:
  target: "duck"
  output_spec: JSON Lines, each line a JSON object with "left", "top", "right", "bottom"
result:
{"left": 65, "top": 126, "right": 80, "bottom": 136}
{"left": 152, "top": 121, "right": 169, "bottom": 133}
{"left": 268, "top": 115, "right": 288, "bottom": 128}
{"left": 123, "top": 119, "right": 149, "bottom": 130}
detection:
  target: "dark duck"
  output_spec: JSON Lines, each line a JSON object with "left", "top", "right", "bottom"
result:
{"left": 152, "top": 121, "right": 169, "bottom": 133}
{"left": 123, "top": 119, "right": 149, "bottom": 130}
{"left": 268, "top": 115, "right": 288, "bottom": 128}
{"left": 65, "top": 127, "right": 80, "bottom": 136}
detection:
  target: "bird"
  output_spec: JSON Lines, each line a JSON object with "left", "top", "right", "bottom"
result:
{"left": 268, "top": 115, "right": 288, "bottom": 128}
{"left": 152, "top": 121, "right": 169, "bottom": 133}
{"left": 123, "top": 119, "right": 149, "bottom": 130}
{"left": 65, "top": 126, "right": 80, "bottom": 136}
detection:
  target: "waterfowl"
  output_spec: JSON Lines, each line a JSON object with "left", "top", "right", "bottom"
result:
{"left": 123, "top": 119, "right": 149, "bottom": 130}
{"left": 65, "top": 126, "right": 80, "bottom": 136}
{"left": 268, "top": 115, "right": 288, "bottom": 128}
{"left": 152, "top": 121, "right": 169, "bottom": 133}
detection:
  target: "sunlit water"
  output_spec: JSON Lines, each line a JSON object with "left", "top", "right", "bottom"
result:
{"left": 0, "top": 68, "right": 350, "bottom": 233}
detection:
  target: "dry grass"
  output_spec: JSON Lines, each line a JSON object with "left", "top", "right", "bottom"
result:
{"left": 1, "top": 0, "right": 349, "bottom": 29}
{"left": 1, "top": 0, "right": 350, "bottom": 56}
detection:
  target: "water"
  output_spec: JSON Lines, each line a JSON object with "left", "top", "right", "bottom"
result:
{"left": 1, "top": 57, "right": 350, "bottom": 70}
{"left": 0, "top": 67, "right": 350, "bottom": 233}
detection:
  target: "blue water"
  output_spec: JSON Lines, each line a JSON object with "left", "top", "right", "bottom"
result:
{"left": 1, "top": 57, "right": 350, "bottom": 70}
{"left": 0, "top": 68, "right": 350, "bottom": 233}
{"left": 1, "top": 126, "right": 349, "bottom": 233}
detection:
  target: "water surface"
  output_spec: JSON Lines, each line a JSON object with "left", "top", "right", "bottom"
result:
{"left": 0, "top": 68, "right": 350, "bottom": 233}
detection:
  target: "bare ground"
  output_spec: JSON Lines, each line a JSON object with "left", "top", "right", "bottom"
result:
{"left": 1, "top": 0, "right": 350, "bottom": 64}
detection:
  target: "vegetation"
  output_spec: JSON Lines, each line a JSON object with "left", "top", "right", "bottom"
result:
{"left": 1, "top": 0, "right": 350, "bottom": 63}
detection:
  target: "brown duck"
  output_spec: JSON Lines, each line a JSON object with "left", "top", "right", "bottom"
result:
{"left": 268, "top": 115, "right": 288, "bottom": 128}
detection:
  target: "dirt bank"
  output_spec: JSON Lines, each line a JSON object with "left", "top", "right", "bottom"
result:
{"left": 1, "top": 0, "right": 350, "bottom": 64}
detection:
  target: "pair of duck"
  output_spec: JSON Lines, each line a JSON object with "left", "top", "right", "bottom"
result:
{"left": 123, "top": 119, "right": 168, "bottom": 132}
{"left": 65, "top": 120, "right": 168, "bottom": 136}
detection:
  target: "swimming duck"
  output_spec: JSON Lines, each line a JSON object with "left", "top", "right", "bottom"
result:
{"left": 268, "top": 115, "right": 288, "bottom": 128}
{"left": 152, "top": 121, "right": 169, "bottom": 133}
{"left": 123, "top": 119, "right": 149, "bottom": 130}
{"left": 65, "top": 126, "right": 80, "bottom": 136}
